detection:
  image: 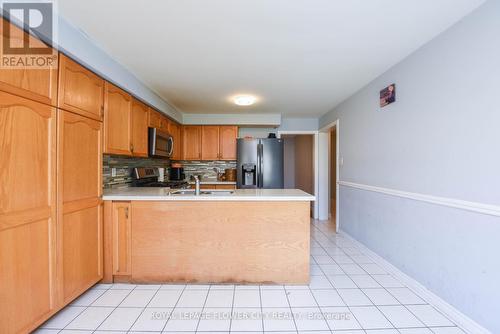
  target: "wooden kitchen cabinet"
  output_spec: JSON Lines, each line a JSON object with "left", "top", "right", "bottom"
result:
{"left": 201, "top": 126, "right": 220, "bottom": 160}
{"left": 0, "top": 18, "right": 58, "bottom": 106}
{"left": 0, "top": 92, "right": 57, "bottom": 334}
{"left": 148, "top": 108, "right": 162, "bottom": 128}
{"left": 219, "top": 126, "right": 238, "bottom": 160}
{"left": 58, "top": 54, "right": 105, "bottom": 121}
{"left": 130, "top": 99, "right": 149, "bottom": 157}
{"left": 182, "top": 125, "right": 202, "bottom": 160}
{"left": 57, "top": 110, "right": 103, "bottom": 305}
{"left": 168, "top": 121, "right": 182, "bottom": 160}
{"left": 112, "top": 202, "right": 132, "bottom": 277}
{"left": 104, "top": 82, "right": 132, "bottom": 155}
{"left": 160, "top": 116, "right": 170, "bottom": 132}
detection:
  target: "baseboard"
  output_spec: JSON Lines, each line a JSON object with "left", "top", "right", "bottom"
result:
{"left": 340, "top": 231, "right": 491, "bottom": 334}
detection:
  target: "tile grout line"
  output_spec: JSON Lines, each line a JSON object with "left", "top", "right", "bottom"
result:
{"left": 125, "top": 284, "right": 165, "bottom": 333}
{"left": 228, "top": 284, "right": 237, "bottom": 333}
{"left": 160, "top": 284, "right": 188, "bottom": 333}
{"left": 194, "top": 285, "right": 212, "bottom": 332}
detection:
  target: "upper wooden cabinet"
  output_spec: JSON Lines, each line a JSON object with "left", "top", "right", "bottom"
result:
{"left": 182, "top": 125, "right": 238, "bottom": 161}
{"left": 0, "top": 18, "right": 58, "bottom": 106}
{"left": 57, "top": 111, "right": 103, "bottom": 305}
{"left": 0, "top": 91, "right": 57, "bottom": 334}
{"left": 168, "top": 121, "right": 182, "bottom": 160}
{"left": 104, "top": 82, "right": 132, "bottom": 155}
{"left": 130, "top": 99, "right": 149, "bottom": 157}
{"left": 219, "top": 126, "right": 238, "bottom": 160}
{"left": 58, "top": 54, "right": 105, "bottom": 121}
{"left": 201, "top": 126, "right": 220, "bottom": 160}
{"left": 182, "top": 125, "right": 202, "bottom": 160}
{"left": 148, "top": 108, "right": 162, "bottom": 129}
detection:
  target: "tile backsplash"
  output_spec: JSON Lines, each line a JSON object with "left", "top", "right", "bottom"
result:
{"left": 174, "top": 160, "right": 236, "bottom": 182}
{"left": 103, "top": 155, "right": 237, "bottom": 188}
{"left": 103, "top": 155, "right": 170, "bottom": 189}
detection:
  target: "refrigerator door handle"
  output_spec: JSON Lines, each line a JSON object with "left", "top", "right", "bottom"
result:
{"left": 257, "top": 142, "right": 264, "bottom": 188}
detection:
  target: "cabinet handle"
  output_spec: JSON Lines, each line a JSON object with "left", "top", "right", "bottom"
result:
{"left": 125, "top": 207, "right": 129, "bottom": 219}
{"left": 130, "top": 143, "right": 134, "bottom": 152}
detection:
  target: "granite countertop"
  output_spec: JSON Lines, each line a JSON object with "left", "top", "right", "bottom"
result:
{"left": 103, "top": 188, "right": 315, "bottom": 201}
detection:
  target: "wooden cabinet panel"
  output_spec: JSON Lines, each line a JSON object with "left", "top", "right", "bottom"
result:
{"left": 182, "top": 125, "right": 202, "bottom": 160}
{"left": 160, "top": 116, "right": 170, "bottom": 133}
{"left": 216, "top": 184, "right": 237, "bottom": 190}
{"left": 131, "top": 99, "right": 149, "bottom": 157}
{"left": 168, "top": 121, "right": 182, "bottom": 160}
{"left": 201, "top": 126, "right": 220, "bottom": 160}
{"left": 104, "top": 82, "right": 132, "bottom": 155}
{"left": 0, "top": 92, "right": 57, "bottom": 333}
{"left": 219, "top": 126, "right": 238, "bottom": 160}
{"left": 148, "top": 108, "right": 162, "bottom": 128}
{"left": 112, "top": 202, "right": 132, "bottom": 276}
{"left": 57, "top": 111, "right": 103, "bottom": 304}
{"left": 58, "top": 54, "right": 104, "bottom": 120}
{"left": 0, "top": 19, "right": 58, "bottom": 106}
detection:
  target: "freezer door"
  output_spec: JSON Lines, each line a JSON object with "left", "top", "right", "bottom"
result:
{"left": 260, "top": 138, "right": 284, "bottom": 189}
{"left": 237, "top": 138, "right": 259, "bottom": 189}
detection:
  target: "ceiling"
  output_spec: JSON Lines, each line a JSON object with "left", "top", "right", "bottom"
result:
{"left": 59, "top": 0, "right": 485, "bottom": 117}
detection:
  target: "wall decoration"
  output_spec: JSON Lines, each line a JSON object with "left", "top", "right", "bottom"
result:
{"left": 380, "top": 84, "right": 396, "bottom": 107}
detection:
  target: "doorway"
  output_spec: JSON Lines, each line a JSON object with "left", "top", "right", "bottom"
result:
{"left": 329, "top": 126, "right": 337, "bottom": 229}
{"left": 279, "top": 132, "right": 319, "bottom": 218}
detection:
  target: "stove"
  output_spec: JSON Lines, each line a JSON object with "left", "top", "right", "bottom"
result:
{"left": 131, "top": 167, "right": 189, "bottom": 189}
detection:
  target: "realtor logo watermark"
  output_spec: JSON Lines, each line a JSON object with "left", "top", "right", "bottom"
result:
{"left": 1, "top": 0, "right": 58, "bottom": 69}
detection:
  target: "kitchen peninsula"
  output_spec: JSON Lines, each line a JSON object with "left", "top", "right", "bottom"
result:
{"left": 102, "top": 188, "right": 314, "bottom": 284}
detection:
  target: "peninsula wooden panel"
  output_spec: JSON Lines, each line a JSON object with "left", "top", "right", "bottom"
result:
{"left": 201, "top": 126, "right": 219, "bottom": 160}
{"left": 0, "top": 19, "right": 58, "bottom": 106}
{"left": 58, "top": 54, "right": 104, "bottom": 120}
{"left": 219, "top": 126, "right": 238, "bottom": 160}
{"left": 0, "top": 92, "right": 57, "bottom": 334}
{"left": 130, "top": 201, "right": 310, "bottom": 283}
{"left": 131, "top": 99, "right": 149, "bottom": 157}
{"left": 104, "top": 82, "right": 132, "bottom": 155}
{"left": 57, "top": 111, "right": 103, "bottom": 304}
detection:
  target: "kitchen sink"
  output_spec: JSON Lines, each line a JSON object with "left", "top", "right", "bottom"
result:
{"left": 170, "top": 189, "right": 234, "bottom": 196}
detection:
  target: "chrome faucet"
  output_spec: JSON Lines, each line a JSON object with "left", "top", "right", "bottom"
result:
{"left": 192, "top": 175, "right": 201, "bottom": 195}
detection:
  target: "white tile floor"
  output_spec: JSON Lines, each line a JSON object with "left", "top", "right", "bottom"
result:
{"left": 35, "top": 220, "right": 467, "bottom": 334}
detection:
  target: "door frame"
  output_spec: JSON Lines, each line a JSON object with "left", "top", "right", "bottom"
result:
{"left": 277, "top": 130, "right": 319, "bottom": 219}
{"left": 319, "top": 119, "right": 340, "bottom": 232}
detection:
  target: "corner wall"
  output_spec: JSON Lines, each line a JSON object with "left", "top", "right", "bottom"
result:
{"left": 319, "top": 1, "right": 500, "bottom": 332}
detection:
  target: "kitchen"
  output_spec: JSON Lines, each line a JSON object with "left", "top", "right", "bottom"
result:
{"left": 1, "top": 1, "right": 497, "bottom": 334}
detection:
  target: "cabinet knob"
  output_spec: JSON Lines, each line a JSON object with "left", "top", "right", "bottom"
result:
{"left": 130, "top": 143, "right": 134, "bottom": 152}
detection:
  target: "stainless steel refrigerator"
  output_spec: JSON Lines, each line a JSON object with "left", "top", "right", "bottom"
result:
{"left": 237, "top": 138, "right": 284, "bottom": 189}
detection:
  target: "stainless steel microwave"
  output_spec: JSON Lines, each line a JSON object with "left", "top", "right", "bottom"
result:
{"left": 148, "top": 127, "right": 173, "bottom": 158}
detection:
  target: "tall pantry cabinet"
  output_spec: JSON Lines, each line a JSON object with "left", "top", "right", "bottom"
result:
{"left": 0, "top": 19, "right": 104, "bottom": 333}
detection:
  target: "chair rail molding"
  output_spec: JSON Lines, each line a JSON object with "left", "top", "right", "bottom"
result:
{"left": 339, "top": 181, "right": 500, "bottom": 217}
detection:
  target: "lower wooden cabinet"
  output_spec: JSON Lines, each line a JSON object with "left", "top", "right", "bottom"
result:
{"left": 0, "top": 92, "right": 57, "bottom": 334}
{"left": 57, "top": 110, "right": 103, "bottom": 304}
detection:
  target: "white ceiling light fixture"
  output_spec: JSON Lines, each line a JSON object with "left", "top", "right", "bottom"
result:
{"left": 233, "top": 95, "right": 257, "bottom": 106}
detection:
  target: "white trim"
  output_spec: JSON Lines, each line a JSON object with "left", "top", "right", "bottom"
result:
{"left": 277, "top": 130, "right": 319, "bottom": 219}
{"left": 340, "top": 231, "right": 491, "bottom": 334}
{"left": 319, "top": 119, "right": 340, "bottom": 231}
{"left": 339, "top": 181, "right": 500, "bottom": 217}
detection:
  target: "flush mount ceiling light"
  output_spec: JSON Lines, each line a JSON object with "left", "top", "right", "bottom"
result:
{"left": 233, "top": 95, "right": 257, "bottom": 106}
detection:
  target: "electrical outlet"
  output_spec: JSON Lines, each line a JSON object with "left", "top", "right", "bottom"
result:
{"left": 111, "top": 168, "right": 117, "bottom": 177}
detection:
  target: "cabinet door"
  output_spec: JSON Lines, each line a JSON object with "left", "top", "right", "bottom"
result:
{"left": 104, "top": 82, "right": 132, "bottom": 155}
{"left": 57, "top": 111, "right": 103, "bottom": 304}
{"left": 58, "top": 54, "right": 104, "bottom": 120}
{"left": 148, "top": 108, "right": 162, "bottom": 128}
{"left": 112, "top": 202, "right": 132, "bottom": 276}
{"left": 182, "top": 125, "right": 202, "bottom": 160}
{"left": 0, "top": 92, "right": 57, "bottom": 333}
{"left": 0, "top": 18, "right": 58, "bottom": 106}
{"left": 168, "top": 122, "right": 182, "bottom": 160}
{"left": 201, "top": 126, "right": 220, "bottom": 160}
{"left": 131, "top": 99, "right": 149, "bottom": 157}
{"left": 216, "top": 184, "right": 237, "bottom": 190}
{"left": 160, "top": 116, "right": 170, "bottom": 133}
{"left": 219, "top": 126, "right": 238, "bottom": 160}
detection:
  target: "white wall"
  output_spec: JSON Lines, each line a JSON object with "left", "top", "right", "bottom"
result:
{"left": 319, "top": 1, "right": 500, "bottom": 332}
